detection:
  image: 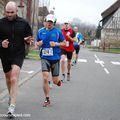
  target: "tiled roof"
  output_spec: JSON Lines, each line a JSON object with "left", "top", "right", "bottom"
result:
{"left": 101, "top": 0, "right": 120, "bottom": 19}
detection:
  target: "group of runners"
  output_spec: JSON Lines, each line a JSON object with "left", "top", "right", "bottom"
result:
{"left": 0, "top": 1, "right": 84, "bottom": 118}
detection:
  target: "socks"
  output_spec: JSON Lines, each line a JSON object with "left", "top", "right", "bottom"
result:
{"left": 46, "top": 97, "right": 49, "bottom": 102}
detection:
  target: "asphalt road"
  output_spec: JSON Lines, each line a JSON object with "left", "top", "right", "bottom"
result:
{"left": 0, "top": 48, "right": 120, "bottom": 120}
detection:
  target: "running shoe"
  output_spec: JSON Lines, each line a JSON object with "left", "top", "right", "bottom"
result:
{"left": 48, "top": 80, "right": 52, "bottom": 89}
{"left": 57, "top": 80, "right": 61, "bottom": 86}
{"left": 8, "top": 97, "right": 11, "bottom": 106}
{"left": 7, "top": 104, "right": 16, "bottom": 118}
{"left": 71, "top": 60, "right": 77, "bottom": 66}
{"left": 43, "top": 100, "right": 50, "bottom": 107}
{"left": 67, "top": 73, "right": 70, "bottom": 81}
{"left": 61, "top": 74, "right": 65, "bottom": 83}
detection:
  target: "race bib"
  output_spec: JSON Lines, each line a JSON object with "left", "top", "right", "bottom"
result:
{"left": 42, "top": 48, "right": 53, "bottom": 56}
{"left": 66, "top": 41, "right": 69, "bottom": 47}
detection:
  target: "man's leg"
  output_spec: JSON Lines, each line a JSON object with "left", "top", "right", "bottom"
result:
{"left": 60, "top": 55, "right": 66, "bottom": 82}
{"left": 6, "top": 65, "right": 20, "bottom": 117}
{"left": 42, "top": 71, "right": 51, "bottom": 107}
{"left": 75, "top": 46, "right": 80, "bottom": 64}
{"left": 43, "top": 71, "right": 49, "bottom": 98}
{"left": 67, "top": 59, "right": 71, "bottom": 74}
{"left": 7, "top": 65, "right": 20, "bottom": 105}
{"left": 52, "top": 60, "right": 61, "bottom": 86}
{"left": 52, "top": 76, "right": 61, "bottom": 86}
{"left": 5, "top": 71, "right": 11, "bottom": 95}
{"left": 67, "top": 52, "right": 73, "bottom": 81}
{"left": 61, "top": 55, "right": 66, "bottom": 74}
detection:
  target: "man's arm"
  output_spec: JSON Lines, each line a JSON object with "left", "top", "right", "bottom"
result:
{"left": 24, "top": 21, "right": 33, "bottom": 45}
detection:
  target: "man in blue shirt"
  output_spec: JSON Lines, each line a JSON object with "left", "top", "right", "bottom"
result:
{"left": 36, "top": 14, "right": 65, "bottom": 107}
{"left": 72, "top": 26, "right": 84, "bottom": 65}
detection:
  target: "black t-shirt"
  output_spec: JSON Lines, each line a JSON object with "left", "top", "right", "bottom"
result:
{"left": 0, "top": 16, "right": 32, "bottom": 58}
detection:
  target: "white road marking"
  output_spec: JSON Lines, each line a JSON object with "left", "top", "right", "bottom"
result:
{"left": 21, "top": 70, "right": 34, "bottom": 74}
{"left": 94, "top": 54, "right": 104, "bottom": 67}
{"left": 104, "top": 68, "right": 110, "bottom": 74}
{"left": 95, "top": 60, "right": 104, "bottom": 67}
{"left": 94, "top": 54, "right": 110, "bottom": 74}
{"left": 94, "top": 54, "right": 99, "bottom": 60}
{"left": 111, "top": 61, "right": 120, "bottom": 65}
{"left": 77, "top": 59, "right": 87, "bottom": 62}
{"left": 65, "top": 58, "right": 87, "bottom": 62}
{"left": 28, "top": 71, "right": 34, "bottom": 74}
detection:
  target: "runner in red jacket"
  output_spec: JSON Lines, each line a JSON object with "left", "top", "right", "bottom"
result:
{"left": 60, "top": 21, "right": 77, "bottom": 82}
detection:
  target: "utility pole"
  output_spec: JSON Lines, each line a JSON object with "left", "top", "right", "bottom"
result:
{"left": 18, "top": 0, "right": 24, "bottom": 17}
{"left": 26, "top": 0, "right": 32, "bottom": 25}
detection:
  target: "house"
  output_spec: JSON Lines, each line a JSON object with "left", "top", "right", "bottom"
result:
{"left": 101, "top": 0, "right": 120, "bottom": 47}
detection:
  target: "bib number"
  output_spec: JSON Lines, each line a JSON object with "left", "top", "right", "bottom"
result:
{"left": 42, "top": 48, "right": 53, "bottom": 56}
{"left": 66, "top": 41, "right": 69, "bottom": 47}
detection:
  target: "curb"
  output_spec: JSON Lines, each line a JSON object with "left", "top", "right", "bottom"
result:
{"left": 0, "top": 68, "right": 41, "bottom": 100}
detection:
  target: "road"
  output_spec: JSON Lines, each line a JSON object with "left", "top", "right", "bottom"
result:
{"left": 0, "top": 48, "right": 120, "bottom": 120}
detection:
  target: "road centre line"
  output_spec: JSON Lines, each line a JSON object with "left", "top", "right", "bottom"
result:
{"left": 94, "top": 54, "right": 110, "bottom": 74}
{"left": 94, "top": 54, "right": 104, "bottom": 67}
{"left": 104, "top": 68, "right": 110, "bottom": 74}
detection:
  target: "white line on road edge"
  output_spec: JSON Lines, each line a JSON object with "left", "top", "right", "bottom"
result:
{"left": 104, "top": 68, "right": 110, "bottom": 74}
{"left": 111, "top": 61, "right": 120, "bottom": 65}
{"left": 21, "top": 70, "right": 34, "bottom": 74}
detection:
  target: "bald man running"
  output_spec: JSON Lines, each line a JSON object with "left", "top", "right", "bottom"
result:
{"left": 0, "top": 1, "right": 33, "bottom": 117}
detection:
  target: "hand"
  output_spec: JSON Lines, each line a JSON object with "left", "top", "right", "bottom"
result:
{"left": 50, "top": 41, "right": 56, "bottom": 47}
{"left": 2, "top": 39, "right": 9, "bottom": 48}
{"left": 24, "top": 36, "right": 34, "bottom": 45}
{"left": 35, "top": 41, "right": 43, "bottom": 47}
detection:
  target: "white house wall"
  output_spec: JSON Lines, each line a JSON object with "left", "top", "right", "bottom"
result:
{"left": 101, "top": 8, "right": 120, "bottom": 47}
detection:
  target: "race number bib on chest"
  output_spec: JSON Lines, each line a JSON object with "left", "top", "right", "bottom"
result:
{"left": 42, "top": 48, "right": 53, "bottom": 56}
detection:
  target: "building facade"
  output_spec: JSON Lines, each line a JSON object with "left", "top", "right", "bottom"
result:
{"left": 101, "top": 0, "right": 120, "bottom": 47}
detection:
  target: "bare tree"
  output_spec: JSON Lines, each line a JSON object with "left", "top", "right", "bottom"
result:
{"left": 71, "top": 17, "right": 96, "bottom": 42}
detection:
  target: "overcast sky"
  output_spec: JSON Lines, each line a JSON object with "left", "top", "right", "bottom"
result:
{"left": 50, "top": 0, "right": 117, "bottom": 26}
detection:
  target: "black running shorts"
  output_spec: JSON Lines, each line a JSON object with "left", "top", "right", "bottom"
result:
{"left": 61, "top": 49, "right": 73, "bottom": 60}
{"left": 1, "top": 56, "right": 24, "bottom": 73}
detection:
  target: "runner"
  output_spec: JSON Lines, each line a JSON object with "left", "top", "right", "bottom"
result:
{"left": 0, "top": 1, "right": 33, "bottom": 118}
{"left": 72, "top": 26, "right": 84, "bottom": 65}
{"left": 36, "top": 14, "right": 66, "bottom": 107}
{"left": 60, "top": 21, "right": 77, "bottom": 82}
{"left": 35, "top": 18, "right": 53, "bottom": 89}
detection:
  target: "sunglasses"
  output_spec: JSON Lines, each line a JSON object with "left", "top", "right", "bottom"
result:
{"left": 64, "top": 23, "right": 69, "bottom": 25}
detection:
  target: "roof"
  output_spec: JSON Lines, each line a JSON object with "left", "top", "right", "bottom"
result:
{"left": 101, "top": 0, "right": 120, "bottom": 19}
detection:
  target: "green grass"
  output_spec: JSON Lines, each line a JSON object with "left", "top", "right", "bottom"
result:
{"left": 90, "top": 47, "right": 120, "bottom": 54}
{"left": 26, "top": 47, "right": 120, "bottom": 60}
{"left": 109, "top": 48, "right": 120, "bottom": 53}
{"left": 26, "top": 50, "right": 40, "bottom": 60}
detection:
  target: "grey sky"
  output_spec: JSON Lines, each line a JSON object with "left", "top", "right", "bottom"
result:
{"left": 51, "top": 0, "right": 117, "bottom": 26}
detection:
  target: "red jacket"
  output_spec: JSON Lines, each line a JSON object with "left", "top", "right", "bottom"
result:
{"left": 61, "top": 28, "right": 75, "bottom": 52}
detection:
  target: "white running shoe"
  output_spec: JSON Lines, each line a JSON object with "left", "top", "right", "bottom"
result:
{"left": 7, "top": 104, "right": 16, "bottom": 118}
{"left": 61, "top": 74, "right": 65, "bottom": 83}
{"left": 67, "top": 73, "right": 70, "bottom": 81}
